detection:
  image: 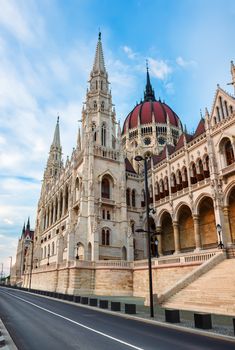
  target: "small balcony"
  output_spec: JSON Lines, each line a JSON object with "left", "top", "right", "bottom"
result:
{"left": 221, "top": 163, "right": 235, "bottom": 177}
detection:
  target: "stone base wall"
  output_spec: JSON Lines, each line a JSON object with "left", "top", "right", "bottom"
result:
{"left": 133, "top": 265, "right": 196, "bottom": 300}
{"left": 94, "top": 268, "right": 133, "bottom": 296}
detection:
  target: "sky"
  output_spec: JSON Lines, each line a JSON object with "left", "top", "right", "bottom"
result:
{"left": 0, "top": 0, "right": 235, "bottom": 275}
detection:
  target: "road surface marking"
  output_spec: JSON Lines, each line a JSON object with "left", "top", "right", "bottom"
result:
{"left": 3, "top": 291, "right": 144, "bottom": 350}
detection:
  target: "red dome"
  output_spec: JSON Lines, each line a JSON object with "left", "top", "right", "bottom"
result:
{"left": 122, "top": 100, "right": 181, "bottom": 134}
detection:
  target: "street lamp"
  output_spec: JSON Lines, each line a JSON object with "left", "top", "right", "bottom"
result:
{"left": 24, "top": 235, "right": 34, "bottom": 291}
{"left": 216, "top": 224, "right": 224, "bottom": 249}
{"left": 47, "top": 254, "right": 50, "bottom": 266}
{"left": 135, "top": 155, "right": 154, "bottom": 318}
{"left": 76, "top": 243, "right": 79, "bottom": 260}
{"left": 9, "top": 256, "right": 12, "bottom": 285}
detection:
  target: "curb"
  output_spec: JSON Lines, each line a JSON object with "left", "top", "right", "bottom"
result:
{"left": 6, "top": 288, "right": 235, "bottom": 344}
{"left": 0, "top": 319, "right": 18, "bottom": 350}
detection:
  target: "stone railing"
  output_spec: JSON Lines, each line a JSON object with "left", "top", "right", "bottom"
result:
{"left": 133, "top": 249, "right": 221, "bottom": 268}
{"left": 68, "top": 259, "right": 133, "bottom": 269}
{"left": 94, "top": 145, "right": 119, "bottom": 161}
{"left": 95, "top": 260, "right": 133, "bottom": 268}
{"left": 221, "top": 162, "right": 235, "bottom": 177}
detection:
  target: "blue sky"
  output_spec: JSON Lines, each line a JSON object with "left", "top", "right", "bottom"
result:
{"left": 0, "top": 0, "right": 235, "bottom": 274}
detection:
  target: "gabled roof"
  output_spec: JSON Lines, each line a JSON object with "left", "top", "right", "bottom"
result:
{"left": 125, "top": 158, "right": 136, "bottom": 173}
{"left": 193, "top": 118, "right": 205, "bottom": 138}
{"left": 175, "top": 133, "right": 193, "bottom": 151}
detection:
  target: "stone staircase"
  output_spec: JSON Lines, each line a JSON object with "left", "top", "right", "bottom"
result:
{"left": 162, "top": 259, "right": 235, "bottom": 316}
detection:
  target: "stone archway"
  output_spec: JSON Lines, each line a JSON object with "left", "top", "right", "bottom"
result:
{"left": 228, "top": 187, "right": 235, "bottom": 243}
{"left": 178, "top": 205, "right": 195, "bottom": 252}
{"left": 160, "top": 212, "right": 174, "bottom": 255}
{"left": 198, "top": 197, "right": 217, "bottom": 248}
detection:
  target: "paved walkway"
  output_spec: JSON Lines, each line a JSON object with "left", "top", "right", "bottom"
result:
{"left": 87, "top": 294, "right": 235, "bottom": 338}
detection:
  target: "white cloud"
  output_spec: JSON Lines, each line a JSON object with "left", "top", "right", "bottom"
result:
{"left": 0, "top": 0, "right": 45, "bottom": 45}
{"left": 176, "top": 56, "right": 197, "bottom": 68}
{"left": 122, "top": 45, "right": 138, "bottom": 60}
{"left": 148, "top": 58, "right": 172, "bottom": 80}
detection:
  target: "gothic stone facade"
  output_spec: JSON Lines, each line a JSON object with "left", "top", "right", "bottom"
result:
{"left": 12, "top": 35, "right": 235, "bottom": 295}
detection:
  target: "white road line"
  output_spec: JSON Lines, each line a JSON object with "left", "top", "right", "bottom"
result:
{"left": 3, "top": 291, "right": 144, "bottom": 350}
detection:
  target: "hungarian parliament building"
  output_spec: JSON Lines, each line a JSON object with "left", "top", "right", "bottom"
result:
{"left": 11, "top": 34, "right": 235, "bottom": 309}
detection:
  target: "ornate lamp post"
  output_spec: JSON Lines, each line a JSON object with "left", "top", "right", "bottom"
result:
{"left": 135, "top": 155, "right": 154, "bottom": 318}
{"left": 216, "top": 224, "right": 224, "bottom": 249}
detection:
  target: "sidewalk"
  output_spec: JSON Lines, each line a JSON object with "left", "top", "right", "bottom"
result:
{"left": 87, "top": 294, "right": 235, "bottom": 338}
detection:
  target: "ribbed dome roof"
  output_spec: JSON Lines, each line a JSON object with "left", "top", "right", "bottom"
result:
{"left": 122, "top": 67, "right": 181, "bottom": 134}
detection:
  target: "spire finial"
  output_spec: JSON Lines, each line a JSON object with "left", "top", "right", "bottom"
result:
{"left": 92, "top": 31, "right": 106, "bottom": 73}
{"left": 57, "top": 115, "right": 59, "bottom": 123}
{"left": 146, "top": 59, "right": 149, "bottom": 71}
{"left": 144, "top": 60, "right": 156, "bottom": 102}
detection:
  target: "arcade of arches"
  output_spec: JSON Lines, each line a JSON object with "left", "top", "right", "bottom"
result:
{"left": 152, "top": 196, "right": 223, "bottom": 256}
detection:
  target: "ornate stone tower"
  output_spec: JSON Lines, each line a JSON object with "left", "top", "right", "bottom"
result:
{"left": 70, "top": 33, "right": 132, "bottom": 262}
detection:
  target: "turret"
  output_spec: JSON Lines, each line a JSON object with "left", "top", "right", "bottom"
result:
{"left": 44, "top": 116, "right": 62, "bottom": 181}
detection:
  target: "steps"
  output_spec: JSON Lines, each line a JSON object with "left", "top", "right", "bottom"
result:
{"left": 162, "top": 259, "right": 235, "bottom": 316}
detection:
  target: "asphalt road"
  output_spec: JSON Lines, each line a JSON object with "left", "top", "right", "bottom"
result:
{"left": 0, "top": 288, "right": 234, "bottom": 350}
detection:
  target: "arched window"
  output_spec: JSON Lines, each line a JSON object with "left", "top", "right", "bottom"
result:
{"left": 224, "top": 100, "right": 229, "bottom": 117}
{"left": 52, "top": 242, "right": 55, "bottom": 255}
{"left": 101, "top": 101, "right": 105, "bottom": 112}
{"left": 92, "top": 123, "right": 97, "bottom": 142}
{"left": 107, "top": 211, "right": 111, "bottom": 220}
{"left": 101, "top": 80, "right": 103, "bottom": 90}
{"left": 75, "top": 178, "right": 79, "bottom": 201}
{"left": 101, "top": 123, "right": 106, "bottom": 146}
{"left": 216, "top": 106, "right": 221, "bottom": 122}
{"left": 171, "top": 173, "right": 177, "bottom": 193}
{"left": 182, "top": 167, "right": 188, "bottom": 187}
{"left": 59, "top": 192, "right": 63, "bottom": 218}
{"left": 44, "top": 246, "right": 47, "bottom": 259}
{"left": 190, "top": 163, "right": 197, "bottom": 184}
{"left": 164, "top": 177, "right": 169, "bottom": 196}
{"left": 96, "top": 81, "right": 98, "bottom": 90}
{"left": 159, "top": 179, "right": 164, "bottom": 198}
{"left": 155, "top": 182, "right": 160, "bottom": 201}
{"left": 132, "top": 189, "right": 136, "bottom": 207}
{"left": 225, "top": 140, "right": 235, "bottom": 165}
{"left": 101, "top": 229, "right": 110, "bottom": 245}
{"left": 141, "top": 189, "right": 145, "bottom": 207}
{"left": 204, "top": 155, "right": 210, "bottom": 177}
{"left": 48, "top": 244, "right": 50, "bottom": 256}
{"left": 64, "top": 185, "right": 69, "bottom": 214}
{"left": 101, "top": 178, "right": 110, "bottom": 198}
{"left": 126, "top": 188, "right": 130, "bottom": 206}
{"left": 176, "top": 170, "right": 183, "bottom": 190}
{"left": 94, "top": 100, "right": 97, "bottom": 109}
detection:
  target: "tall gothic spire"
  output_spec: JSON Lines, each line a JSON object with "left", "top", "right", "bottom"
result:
{"left": 44, "top": 117, "right": 62, "bottom": 181}
{"left": 92, "top": 32, "right": 106, "bottom": 73}
{"left": 144, "top": 61, "right": 156, "bottom": 102}
{"left": 52, "top": 116, "right": 61, "bottom": 149}
{"left": 26, "top": 217, "right": 30, "bottom": 231}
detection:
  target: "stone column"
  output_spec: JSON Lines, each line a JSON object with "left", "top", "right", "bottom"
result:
{"left": 52, "top": 202, "right": 56, "bottom": 224}
{"left": 173, "top": 221, "right": 181, "bottom": 254}
{"left": 58, "top": 198, "right": 61, "bottom": 219}
{"left": 62, "top": 193, "right": 65, "bottom": 217}
{"left": 223, "top": 206, "right": 233, "bottom": 246}
{"left": 193, "top": 215, "right": 202, "bottom": 250}
{"left": 156, "top": 226, "right": 163, "bottom": 256}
